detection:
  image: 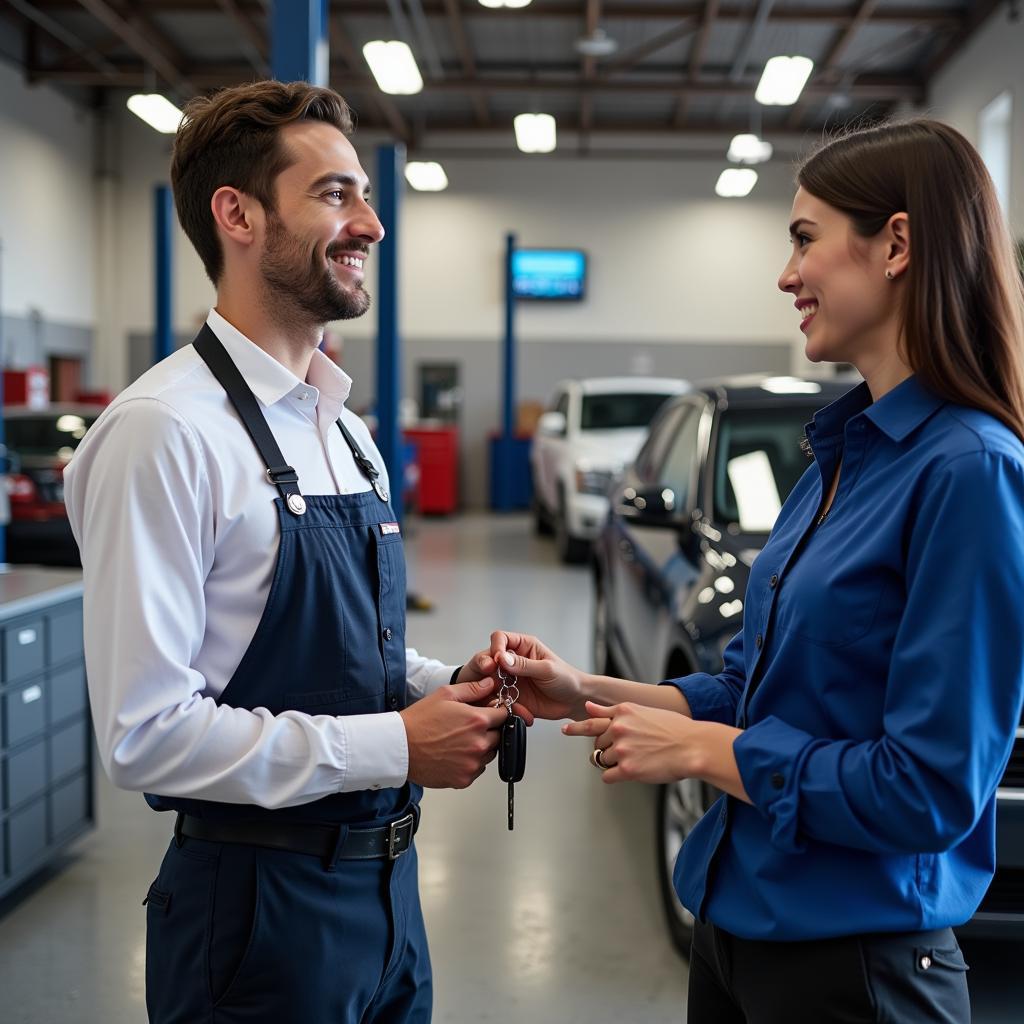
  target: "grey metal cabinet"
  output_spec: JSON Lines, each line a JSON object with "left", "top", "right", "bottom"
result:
{"left": 0, "top": 570, "right": 91, "bottom": 901}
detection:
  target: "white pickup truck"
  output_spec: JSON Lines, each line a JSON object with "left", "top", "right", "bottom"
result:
{"left": 530, "top": 377, "right": 689, "bottom": 562}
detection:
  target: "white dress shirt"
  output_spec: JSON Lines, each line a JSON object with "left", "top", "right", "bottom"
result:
{"left": 64, "top": 309, "right": 455, "bottom": 809}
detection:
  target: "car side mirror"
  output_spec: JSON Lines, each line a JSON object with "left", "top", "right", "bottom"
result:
{"left": 619, "top": 485, "right": 679, "bottom": 524}
{"left": 537, "top": 411, "right": 567, "bottom": 437}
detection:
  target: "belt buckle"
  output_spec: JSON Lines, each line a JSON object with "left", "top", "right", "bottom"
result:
{"left": 386, "top": 812, "right": 415, "bottom": 860}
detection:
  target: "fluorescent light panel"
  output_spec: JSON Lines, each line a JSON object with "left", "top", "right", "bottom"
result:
{"left": 514, "top": 113, "right": 557, "bottom": 153}
{"left": 479, "top": 0, "right": 532, "bottom": 7}
{"left": 715, "top": 168, "right": 758, "bottom": 198}
{"left": 363, "top": 40, "right": 423, "bottom": 95}
{"left": 755, "top": 56, "right": 814, "bottom": 106}
{"left": 127, "top": 94, "right": 183, "bottom": 134}
{"left": 728, "top": 133, "right": 773, "bottom": 165}
{"left": 405, "top": 161, "right": 449, "bottom": 191}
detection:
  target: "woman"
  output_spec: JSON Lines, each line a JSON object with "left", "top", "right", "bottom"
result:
{"left": 493, "top": 120, "right": 1024, "bottom": 1022}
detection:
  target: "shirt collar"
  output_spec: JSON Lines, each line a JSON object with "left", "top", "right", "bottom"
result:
{"left": 807, "top": 374, "right": 944, "bottom": 445}
{"left": 204, "top": 309, "right": 353, "bottom": 411}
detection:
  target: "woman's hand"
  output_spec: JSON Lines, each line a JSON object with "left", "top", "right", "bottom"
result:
{"left": 564, "top": 700, "right": 751, "bottom": 802}
{"left": 489, "top": 630, "right": 588, "bottom": 722}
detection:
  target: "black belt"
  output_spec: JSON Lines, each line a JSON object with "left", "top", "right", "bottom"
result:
{"left": 175, "top": 809, "right": 418, "bottom": 864}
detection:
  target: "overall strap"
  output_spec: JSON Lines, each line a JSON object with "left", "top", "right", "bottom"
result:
{"left": 336, "top": 418, "right": 390, "bottom": 503}
{"left": 193, "top": 324, "right": 305, "bottom": 514}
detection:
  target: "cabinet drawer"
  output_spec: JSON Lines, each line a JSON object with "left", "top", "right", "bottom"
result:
{"left": 48, "top": 604, "right": 84, "bottom": 666}
{"left": 4, "top": 737, "right": 47, "bottom": 809}
{"left": 50, "top": 718, "right": 89, "bottom": 782}
{"left": 51, "top": 773, "right": 90, "bottom": 840}
{"left": 8, "top": 798, "right": 47, "bottom": 876}
{"left": 50, "top": 663, "right": 87, "bottom": 725}
{"left": 3, "top": 618, "right": 46, "bottom": 684}
{"left": 3, "top": 679, "right": 46, "bottom": 747}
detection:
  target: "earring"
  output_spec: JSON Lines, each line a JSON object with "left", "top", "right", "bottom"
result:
{"left": 885, "top": 270, "right": 895, "bottom": 280}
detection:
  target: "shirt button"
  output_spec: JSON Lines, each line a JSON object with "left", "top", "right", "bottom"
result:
{"left": 769, "top": 574, "right": 779, "bottom": 589}
{"left": 771, "top": 772, "right": 785, "bottom": 790}
{"left": 389, "top": 695, "right": 398, "bottom": 708}
{"left": 383, "top": 627, "right": 393, "bottom": 641}
{"left": 755, "top": 633, "right": 763, "bottom": 650}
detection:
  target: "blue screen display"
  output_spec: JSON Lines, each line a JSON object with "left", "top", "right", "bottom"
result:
{"left": 512, "top": 249, "right": 586, "bottom": 300}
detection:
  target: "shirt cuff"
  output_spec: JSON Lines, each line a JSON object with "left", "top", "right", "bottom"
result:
{"left": 337, "top": 712, "right": 409, "bottom": 792}
{"left": 661, "top": 673, "right": 739, "bottom": 725}
{"left": 733, "top": 715, "right": 822, "bottom": 854}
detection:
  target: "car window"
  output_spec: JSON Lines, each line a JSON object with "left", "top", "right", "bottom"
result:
{"left": 657, "top": 406, "right": 702, "bottom": 511}
{"left": 5, "top": 413, "right": 97, "bottom": 457}
{"left": 580, "top": 392, "right": 674, "bottom": 431}
{"left": 634, "top": 402, "right": 686, "bottom": 483}
{"left": 713, "top": 407, "right": 814, "bottom": 532}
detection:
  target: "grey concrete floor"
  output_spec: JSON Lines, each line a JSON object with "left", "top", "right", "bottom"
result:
{"left": 0, "top": 514, "right": 1020, "bottom": 1022}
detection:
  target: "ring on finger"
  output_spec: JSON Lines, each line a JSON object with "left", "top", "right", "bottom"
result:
{"left": 590, "top": 747, "right": 610, "bottom": 771}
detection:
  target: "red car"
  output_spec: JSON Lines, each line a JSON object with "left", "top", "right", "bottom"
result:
{"left": 3, "top": 404, "right": 99, "bottom": 565}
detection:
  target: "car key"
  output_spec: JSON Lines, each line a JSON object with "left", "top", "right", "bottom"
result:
{"left": 496, "top": 667, "right": 527, "bottom": 831}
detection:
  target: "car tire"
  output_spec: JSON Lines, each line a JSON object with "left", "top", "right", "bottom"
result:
{"left": 591, "top": 577, "right": 622, "bottom": 678}
{"left": 555, "top": 489, "right": 589, "bottom": 564}
{"left": 532, "top": 493, "right": 553, "bottom": 536}
{"left": 656, "top": 778, "right": 715, "bottom": 960}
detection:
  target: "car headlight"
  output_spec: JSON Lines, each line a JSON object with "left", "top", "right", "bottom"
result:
{"left": 574, "top": 460, "right": 620, "bottom": 495}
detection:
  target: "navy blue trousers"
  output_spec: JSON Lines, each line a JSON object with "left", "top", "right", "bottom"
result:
{"left": 689, "top": 918, "right": 970, "bottom": 1023}
{"left": 144, "top": 835, "right": 432, "bottom": 1023}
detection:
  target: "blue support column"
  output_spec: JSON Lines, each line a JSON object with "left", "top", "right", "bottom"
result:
{"left": 272, "top": 0, "right": 328, "bottom": 85}
{"left": 154, "top": 185, "right": 174, "bottom": 365}
{"left": 492, "top": 233, "right": 518, "bottom": 510}
{"left": 376, "top": 143, "right": 405, "bottom": 522}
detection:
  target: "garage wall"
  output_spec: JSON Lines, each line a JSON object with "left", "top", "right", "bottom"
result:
{"left": 0, "top": 60, "right": 96, "bottom": 372}
{"left": 927, "top": 7, "right": 1024, "bottom": 237}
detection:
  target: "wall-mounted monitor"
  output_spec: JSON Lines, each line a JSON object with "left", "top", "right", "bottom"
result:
{"left": 511, "top": 248, "right": 587, "bottom": 301}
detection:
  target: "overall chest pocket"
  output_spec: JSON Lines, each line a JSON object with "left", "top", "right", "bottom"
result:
{"left": 374, "top": 527, "right": 407, "bottom": 599}
{"left": 775, "top": 547, "right": 889, "bottom": 648}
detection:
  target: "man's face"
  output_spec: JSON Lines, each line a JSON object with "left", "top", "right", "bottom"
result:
{"left": 258, "top": 121, "right": 385, "bottom": 323}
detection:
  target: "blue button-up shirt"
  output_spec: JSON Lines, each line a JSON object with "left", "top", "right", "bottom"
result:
{"left": 668, "top": 375, "right": 1024, "bottom": 940}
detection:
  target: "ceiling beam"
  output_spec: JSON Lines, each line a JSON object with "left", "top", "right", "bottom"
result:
{"left": 441, "top": 0, "right": 488, "bottom": 125}
{"left": 328, "top": 15, "right": 412, "bottom": 145}
{"left": 786, "top": 0, "right": 879, "bottom": 129}
{"left": 580, "top": 0, "right": 601, "bottom": 139}
{"left": 599, "top": 17, "right": 698, "bottom": 77}
{"left": 922, "top": 0, "right": 1003, "bottom": 83}
{"left": 27, "top": 0, "right": 964, "bottom": 27}
{"left": 674, "top": 0, "right": 719, "bottom": 127}
{"left": 74, "top": 0, "right": 193, "bottom": 92}
{"left": 216, "top": 0, "right": 269, "bottom": 76}
{"left": 31, "top": 64, "right": 926, "bottom": 102}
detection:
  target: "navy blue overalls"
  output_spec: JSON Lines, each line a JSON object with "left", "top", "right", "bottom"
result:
{"left": 142, "top": 326, "right": 432, "bottom": 1023}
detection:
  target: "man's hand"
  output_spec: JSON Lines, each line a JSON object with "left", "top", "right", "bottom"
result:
{"left": 488, "top": 630, "right": 587, "bottom": 722}
{"left": 400, "top": 679, "right": 508, "bottom": 789}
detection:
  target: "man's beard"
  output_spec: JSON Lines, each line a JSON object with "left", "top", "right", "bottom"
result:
{"left": 259, "top": 214, "right": 370, "bottom": 324}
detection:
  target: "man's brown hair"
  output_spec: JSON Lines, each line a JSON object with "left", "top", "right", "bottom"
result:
{"left": 170, "top": 80, "right": 355, "bottom": 284}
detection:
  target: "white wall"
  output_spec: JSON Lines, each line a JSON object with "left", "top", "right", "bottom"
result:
{"left": 0, "top": 60, "right": 96, "bottom": 326}
{"left": 927, "top": 7, "right": 1024, "bottom": 237}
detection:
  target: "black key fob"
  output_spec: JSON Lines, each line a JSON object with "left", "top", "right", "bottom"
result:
{"left": 498, "top": 713, "right": 527, "bottom": 784}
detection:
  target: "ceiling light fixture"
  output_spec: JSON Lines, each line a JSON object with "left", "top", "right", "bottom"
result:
{"left": 575, "top": 28, "right": 618, "bottom": 57}
{"left": 405, "top": 161, "right": 449, "bottom": 191}
{"left": 727, "top": 133, "right": 773, "bottom": 165}
{"left": 514, "top": 113, "right": 557, "bottom": 153}
{"left": 478, "top": 0, "right": 532, "bottom": 8}
{"left": 755, "top": 55, "right": 814, "bottom": 106}
{"left": 127, "top": 94, "right": 183, "bottom": 134}
{"left": 715, "top": 168, "right": 758, "bottom": 198}
{"left": 363, "top": 40, "right": 424, "bottom": 95}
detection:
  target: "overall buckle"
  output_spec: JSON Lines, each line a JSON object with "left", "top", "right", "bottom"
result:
{"left": 386, "top": 812, "right": 415, "bottom": 860}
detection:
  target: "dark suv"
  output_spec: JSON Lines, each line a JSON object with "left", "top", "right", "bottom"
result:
{"left": 591, "top": 374, "right": 1024, "bottom": 955}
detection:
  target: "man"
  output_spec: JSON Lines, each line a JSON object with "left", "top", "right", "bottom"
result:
{"left": 64, "top": 80, "right": 507, "bottom": 1023}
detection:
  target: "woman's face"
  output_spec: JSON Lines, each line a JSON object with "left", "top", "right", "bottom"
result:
{"left": 778, "top": 187, "right": 903, "bottom": 368}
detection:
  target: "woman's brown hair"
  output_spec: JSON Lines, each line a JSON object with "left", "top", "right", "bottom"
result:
{"left": 171, "top": 80, "right": 354, "bottom": 285}
{"left": 798, "top": 119, "right": 1024, "bottom": 441}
